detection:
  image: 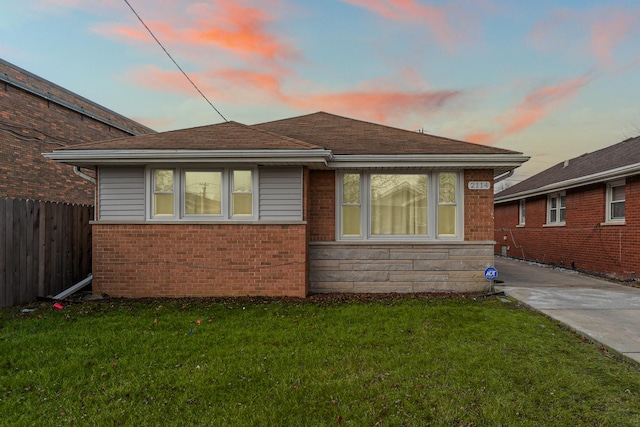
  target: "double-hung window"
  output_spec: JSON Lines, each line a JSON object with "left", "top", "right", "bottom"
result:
{"left": 547, "top": 192, "right": 566, "bottom": 225}
{"left": 518, "top": 199, "right": 526, "bottom": 226}
{"left": 606, "top": 180, "right": 625, "bottom": 222}
{"left": 232, "top": 170, "right": 253, "bottom": 217}
{"left": 152, "top": 169, "right": 176, "bottom": 217}
{"left": 338, "top": 171, "right": 461, "bottom": 240}
{"left": 341, "top": 173, "right": 362, "bottom": 237}
{"left": 150, "top": 168, "right": 255, "bottom": 220}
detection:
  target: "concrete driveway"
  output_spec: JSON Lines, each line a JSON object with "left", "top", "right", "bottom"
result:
{"left": 494, "top": 256, "right": 640, "bottom": 364}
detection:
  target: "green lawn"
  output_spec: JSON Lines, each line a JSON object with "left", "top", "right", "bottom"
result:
{"left": 1, "top": 295, "right": 639, "bottom": 426}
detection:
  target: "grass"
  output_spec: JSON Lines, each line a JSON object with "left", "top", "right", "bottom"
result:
{"left": 1, "top": 295, "right": 640, "bottom": 426}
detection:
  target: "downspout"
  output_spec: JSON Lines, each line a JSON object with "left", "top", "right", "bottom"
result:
{"left": 46, "top": 166, "right": 97, "bottom": 302}
{"left": 73, "top": 166, "right": 96, "bottom": 184}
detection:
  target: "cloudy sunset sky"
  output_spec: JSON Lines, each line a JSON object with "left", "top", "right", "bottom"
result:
{"left": 1, "top": 0, "right": 639, "bottom": 184}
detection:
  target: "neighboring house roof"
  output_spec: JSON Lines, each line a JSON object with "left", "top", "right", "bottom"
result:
{"left": 0, "top": 58, "right": 154, "bottom": 136}
{"left": 495, "top": 135, "right": 640, "bottom": 203}
{"left": 44, "top": 112, "right": 528, "bottom": 174}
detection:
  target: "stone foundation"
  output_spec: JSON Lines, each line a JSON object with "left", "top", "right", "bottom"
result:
{"left": 309, "top": 241, "right": 495, "bottom": 293}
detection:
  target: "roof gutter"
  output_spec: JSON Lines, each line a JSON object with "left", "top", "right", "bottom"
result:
{"left": 495, "top": 161, "right": 640, "bottom": 204}
{"left": 327, "top": 153, "right": 529, "bottom": 171}
{"left": 44, "top": 148, "right": 334, "bottom": 167}
{"left": 494, "top": 169, "right": 514, "bottom": 183}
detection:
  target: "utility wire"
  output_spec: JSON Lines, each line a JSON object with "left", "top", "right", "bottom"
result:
{"left": 122, "top": 0, "right": 228, "bottom": 122}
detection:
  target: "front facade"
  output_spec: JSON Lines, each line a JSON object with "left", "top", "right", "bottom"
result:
{"left": 495, "top": 136, "right": 640, "bottom": 281}
{"left": 46, "top": 112, "right": 527, "bottom": 297}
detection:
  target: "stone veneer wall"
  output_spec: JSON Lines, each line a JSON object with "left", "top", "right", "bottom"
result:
{"left": 309, "top": 242, "right": 494, "bottom": 293}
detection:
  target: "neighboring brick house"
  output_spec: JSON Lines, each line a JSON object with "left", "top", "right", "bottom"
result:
{"left": 0, "top": 58, "right": 153, "bottom": 204}
{"left": 45, "top": 112, "right": 528, "bottom": 298}
{"left": 494, "top": 135, "right": 640, "bottom": 281}
{"left": 0, "top": 59, "right": 154, "bottom": 307}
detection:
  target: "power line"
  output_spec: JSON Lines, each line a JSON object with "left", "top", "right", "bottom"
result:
{"left": 122, "top": 0, "right": 228, "bottom": 122}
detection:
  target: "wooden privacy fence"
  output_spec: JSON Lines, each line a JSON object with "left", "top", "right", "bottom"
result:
{"left": 0, "top": 198, "right": 93, "bottom": 308}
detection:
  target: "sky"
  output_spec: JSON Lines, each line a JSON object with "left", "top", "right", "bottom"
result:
{"left": 1, "top": 0, "right": 640, "bottom": 186}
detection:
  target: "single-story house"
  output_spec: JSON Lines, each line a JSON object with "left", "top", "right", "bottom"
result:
{"left": 45, "top": 112, "right": 528, "bottom": 298}
{"left": 494, "top": 135, "right": 640, "bottom": 281}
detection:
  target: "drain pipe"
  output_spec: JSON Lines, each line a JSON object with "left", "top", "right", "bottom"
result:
{"left": 73, "top": 166, "right": 96, "bottom": 184}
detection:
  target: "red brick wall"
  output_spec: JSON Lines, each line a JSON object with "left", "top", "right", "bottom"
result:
{"left": 464, "top": 169, "right": 495, "bottom": 241}
{"left": 0, "top": 61, "right": 151, "bottom": 204}
{"left": 308, "top": 170, "right": 335, "bottom": 241}
{"left": 92, "top": 224, "right": 309, "bottom": 298}
{"left": 495, "top": 178, "right": 640, "bottom": 279}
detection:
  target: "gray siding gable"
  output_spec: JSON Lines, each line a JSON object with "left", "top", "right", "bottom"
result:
{"left": 98, "top": 167, "right": 145, "bottom": 220}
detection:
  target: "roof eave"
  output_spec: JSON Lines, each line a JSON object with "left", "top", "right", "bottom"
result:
{"left": 43, "top": 149, "right": 334, "bottom": 167}
{"left": 328, "top": 154, "right": 529, "bottom": 174}
{"left": 495, "top": 162, "right": 640, "bottom": 204}
{"left": 44, "top": 150, "right": 529, "bottom": 175}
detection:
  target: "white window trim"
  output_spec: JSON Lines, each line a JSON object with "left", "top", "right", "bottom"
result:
{"left": 181, "top": 169, "right": 225, "bottom": 220}
{"left": 147, "top": 167, "right": 258, "bottom": 221}
{"left": 606, "top": 179, "right": 625, "bottom": 223}
{"left": 151, "top": 168, "right": 178, "bottom": 219}
{"left": 336, "top": 170, "right": 463, "bottom": 241}
{"left": 339, "top": 173, "right": 364, "bottom": 238}
{"left": 518, "top": 199, "right": 526, "bottom": 226}
{"left": 546, "top": 191, "right": 566, "bottom": 226}
{"left": 231, "top": 169, "right": 257, "bottom": 218}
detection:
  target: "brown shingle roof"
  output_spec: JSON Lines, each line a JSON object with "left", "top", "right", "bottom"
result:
{"left": 253, "top": 112, "right": 519, "bottom": 155}
{"left": 59, "top": 121, "right": 323, "bottom": 151}
{"left": 496, "top": 135, "right": 640, "bottom": 199}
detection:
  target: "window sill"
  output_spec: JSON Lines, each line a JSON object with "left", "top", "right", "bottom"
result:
{"left": 516, "top": 224, "right": 525, "bottom": 228}
{"left": 92, "top": 220, "right": 307, "bottom": 225}
{"left": 315, "top": 240, "right": 488, "bottom": 246}
{"left": 543, "top": 223, "right": 565, "bottom": 228}
{"left": 600, "top": 221, "right": 625, "bottom": 226}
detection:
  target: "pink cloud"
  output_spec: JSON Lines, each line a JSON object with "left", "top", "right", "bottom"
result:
{"left": 501, "top": 76, "right": 590, "bottom": 136}
{"left": 128, "top": 64, "right": 461, "bottom": 125}
{"left": 128, "top": 65, "right": 290, "bottom": 106}
{"left": 590, "top": 11, "right": 638, "bottom": 65}
{"left": 93, "top": 0, "right": 297, "bottom": 64}
{"left": 529, "top": 6, "right": 640, "bottom": 67}
{"left": 465, "top": 132, "right": 494, "bottom": 144}
{"left": 343, "top": 0, "right": 461, "bottom": 51}
{"left": 216, "top": 69, "right": 287, "bottom": 100}
{"left": 187, "top": 0, "right": 297, "bottom": 61}
{"left": 290, "top": 88, "right": 462, "bottom": 124}
{"left": 464, "top": 75, "right": 591, "bottom": 144}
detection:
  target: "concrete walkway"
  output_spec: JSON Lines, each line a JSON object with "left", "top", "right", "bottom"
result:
{"left": 493, "top": 256, "right": 640, "bottom": 364}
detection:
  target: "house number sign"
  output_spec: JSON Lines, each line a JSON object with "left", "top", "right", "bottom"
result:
{"left": 468, "top": 181, "right": 491, "bottom": 190}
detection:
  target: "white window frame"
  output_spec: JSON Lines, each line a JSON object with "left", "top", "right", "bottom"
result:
{"left": 336, "top": 170, "right": 463, "bottom": 241}
{"left": 606, "top": 180, "right": 625, "bottom": 223}
{"left": 518, "top": 199, "right": 526, "bottom": 226}
{"left": 151, "top": 168, "right": 178, "bottom": 219}
{"left": 231, "top": 169, "right": 255, "bottom": 218}
{"left": 546, "top": 191, "right": 566, "bottom": 225}
{"left": 181, "top": 169, "right": 225, "bottom": 219}
{"left": 147, "top": 167, "right": 258, "bottom": 221}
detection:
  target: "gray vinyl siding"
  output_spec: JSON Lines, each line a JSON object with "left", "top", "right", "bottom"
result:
{"left": 98, "top": 167, "right": 146, "bottom": 220}
{"left": 259, "top": 167, "right": 303, "bottom": 220}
